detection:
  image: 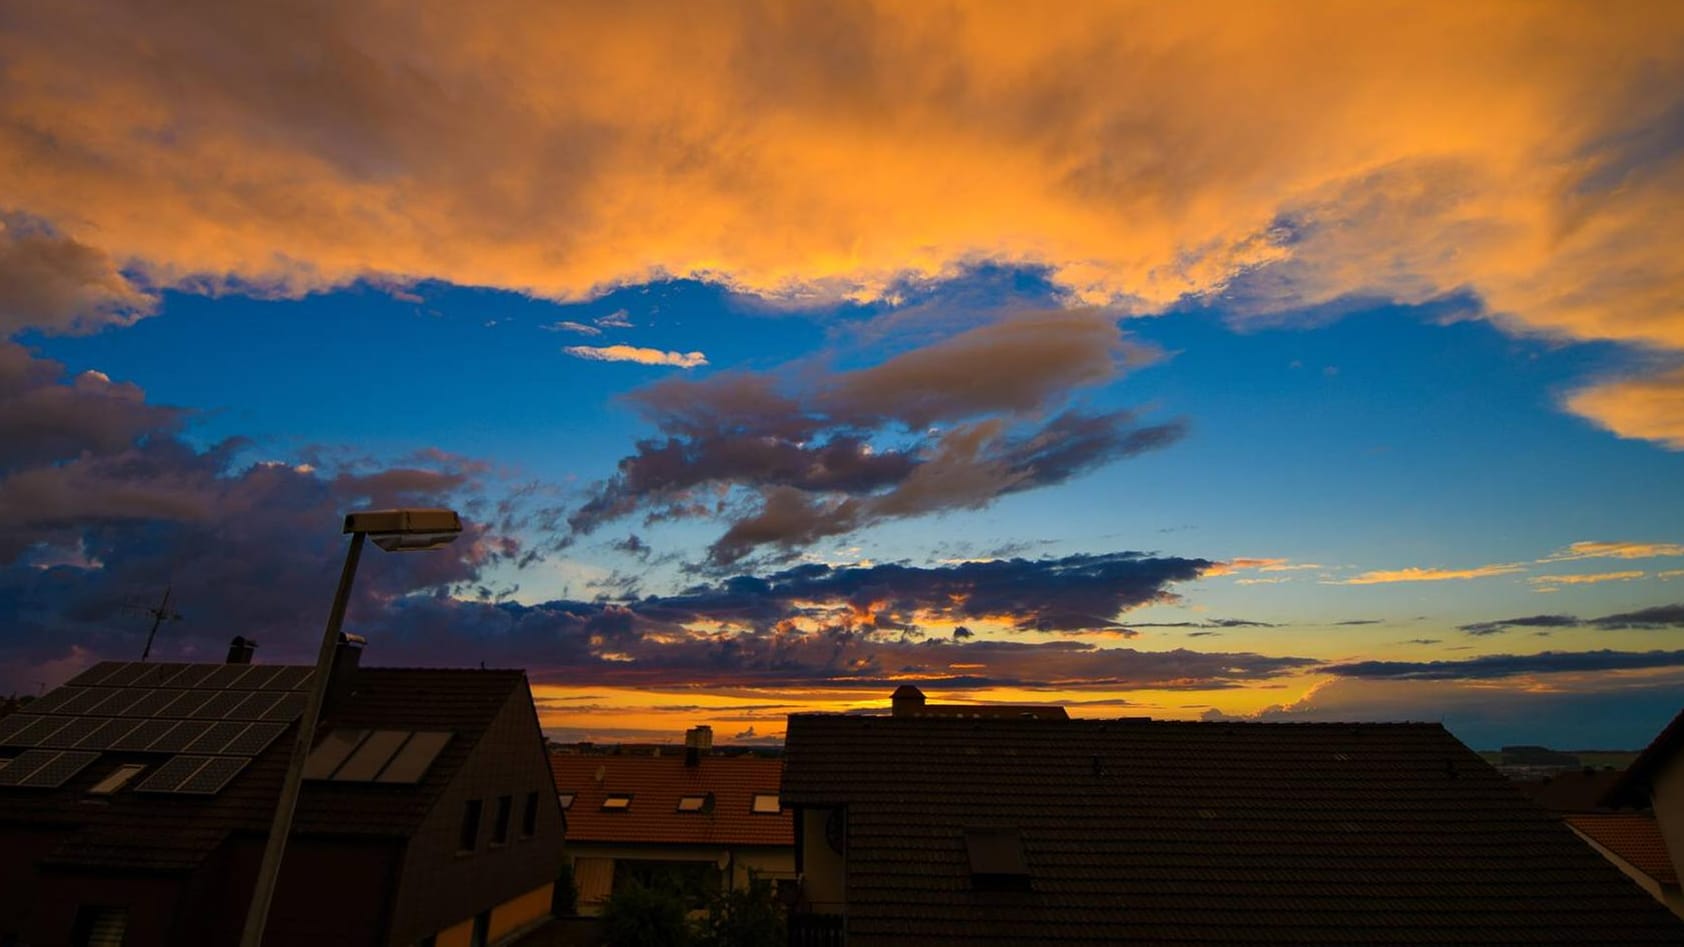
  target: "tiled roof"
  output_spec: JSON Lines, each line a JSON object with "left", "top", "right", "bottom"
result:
{"left": 1512, "top": 768, "right": 1626, "bottom": 813}
{"left": 551, "top": 754, "right": 790, "bottom": 848}
{"left": 0, "top": 665, "right": 528, "bottom": 871}
{"left": 1605, "top": 707, "right": 1684, "bottom": 808}
{"left": 782, "top": 714, "right": 1684, "bottom": 944}
{"left": 1567, "top": 814, "right": 1679, "bottom": 886}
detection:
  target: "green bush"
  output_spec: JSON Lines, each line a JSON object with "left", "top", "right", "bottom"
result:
{"left": 696, "top": 875, "right": 785, "bottom": 947}
{"left": 600, "top": 881, "right": 690, "bottom": 947}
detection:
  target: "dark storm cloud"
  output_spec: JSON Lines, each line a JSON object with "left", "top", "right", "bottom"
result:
{"left": 0, "top": 346, "right": 520, "bottom": 692}
{"left": 0, "top": 215, "right": 156, "bottom": 337}
{"left": 1458, "top": 614, "right": 1583, "bottom": 636}
{"left": 570, "top": 310, "right": 1182, "bottom": 565}
{"left": 1323, "top": 649, "right": 1684, "bottom": 680}
{"left": 1591, "top": 603, "right": 1684, "bottom": 629}
{"left": 1455, "top": 604, "right": 1684, "bottom": 636}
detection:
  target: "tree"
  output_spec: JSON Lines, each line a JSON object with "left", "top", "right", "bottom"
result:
{"left": 696, "top": 875, "right": 785, "bottom": 947}
{"left": 600, "top": 881, "right": 690, "bottom": 947}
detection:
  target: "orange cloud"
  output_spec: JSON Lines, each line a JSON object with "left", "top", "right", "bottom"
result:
{"left": 4, "top": 2, "right": 1684, "bottom": 440}
{"left": 1528, "top": 571, "right": 1646, "bottom": 587}
{"left": 1565, "top": 369, "right": 1684, "bottom": 449}
{"left": 1543, "top": 540, "right": 1684, "bottom": 562}
{"left": 1337, "top": 564, "right": 1525, "bottom": 585}
{"left": 562, "top": 345, "right": 708, "bottom": 368}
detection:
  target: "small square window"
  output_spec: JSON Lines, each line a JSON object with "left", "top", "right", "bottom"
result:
{"left": 602, "top": 794, "right": 632, "bottom": 811}
{"left": 677, "top": 793, "right": 711, "bottom": 813}
{"left": 751, "top": 793, "right": 781, "bottom": 814}
{"left": 558, "top": 792, "right": 575, "bottom": 810}
{"left": 88, "top": 764, "right": 146, "bottom": 796}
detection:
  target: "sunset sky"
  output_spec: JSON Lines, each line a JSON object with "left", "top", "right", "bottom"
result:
{"left": 4, "top": 1, "right": 1684, "bottom": 749}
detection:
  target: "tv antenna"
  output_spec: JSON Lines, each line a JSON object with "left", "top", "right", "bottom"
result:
{"left": 133, "top": 586, "right": 184, "bottom": 661}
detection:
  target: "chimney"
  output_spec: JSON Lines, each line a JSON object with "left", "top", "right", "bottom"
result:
{"left": 327, "top": 632, "right": 366, "bottom": 709}
{"left": 891, "top": 684, "right": 926, "bottom": 717}
{"left": 684, "top": 725, "right": 712, "bottom": 767}
{"left": 226, "top": 635, "right": 257, "bottom": 665}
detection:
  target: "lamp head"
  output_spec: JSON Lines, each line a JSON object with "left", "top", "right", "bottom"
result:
{"left": 343, "top": 508, "right": 463, "bottom": 552}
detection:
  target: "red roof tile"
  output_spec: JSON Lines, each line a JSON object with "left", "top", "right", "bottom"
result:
{"left": 1567, "top": 814, "right": 1679, "bottom": 886}
{"left": 550, "top": 754, "right": 790, "bottom": 848}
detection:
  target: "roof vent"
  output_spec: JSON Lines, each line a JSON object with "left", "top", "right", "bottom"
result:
{"left": 226, "top": 636, "right": 258, "bottom": 665}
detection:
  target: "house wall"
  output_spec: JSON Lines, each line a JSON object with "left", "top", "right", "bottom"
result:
{"left": 563, "top": 842, "right": 794, "bottom": 916}
{"left": 1567, "top": 826, "right": 1684, "bottom": 919}
{"left": 0, "top": 827, "right": 61, "bottom": 940}
{"left": 798, "top": 807, "right": 846, "bottom": 911}
{"left": 388, "top": 687, "right": 566, "bottom": 946}
{"left": 17, "top": 869, "right": 186, "bottom": 947}
{"left": 1653, "top": 754, "right": 1684, "bottom": 891}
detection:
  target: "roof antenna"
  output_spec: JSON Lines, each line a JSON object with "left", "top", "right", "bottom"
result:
{"left": 136, "top": 585, "right": 184, "bottom": 661}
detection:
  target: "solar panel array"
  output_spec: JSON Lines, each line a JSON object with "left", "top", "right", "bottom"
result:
{"left": 303, "top": 729, "right": 452, "bottom": 784}
{"left": 0, "top": 660, "right": 314, "bottom": 797}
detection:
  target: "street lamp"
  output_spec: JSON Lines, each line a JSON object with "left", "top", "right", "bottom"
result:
{"left": 240, "top": 508, "right": 463, "bottom": 947}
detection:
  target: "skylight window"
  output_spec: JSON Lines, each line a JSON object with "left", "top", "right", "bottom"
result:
{"left": 602, "top": 794, "right": 632, "bottom": 811}
{"left": 88, "top": 763, "right": 146, "bottom": 796}
{"left": 558, "top": 792, "right": 575, "bottom": 810}
{"left": 751, "top": 793, "right": 781, "bottom": 814}
{"left": 677, "top": 793, "right": 712, "bottom": 813}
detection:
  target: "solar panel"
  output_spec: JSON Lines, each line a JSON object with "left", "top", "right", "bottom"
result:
{"left": 221, "top": 722, "right": 288, "bottom": 757}
{"left": 261, "top": 692, "right": 307, "bottom": 722}
{"left": 20, "top": 687, "right": 83, "bottom": 716}
{"left": 55, "top": 688, "right": 118, "bottom": 716}
{"left": 122, "top": 688, "right": 182, "bottom": 718}
{"left": 334, "top": 730, "right": 409, "bottom": 781}
{"left": 96, "top": 688, "right": 153, "bottom": 717}
{"left": 304, "top": 729, "right": 369, "bottom": 779}
{"left": 227, "top": 692, "right": 283, "bottom": 720}
{"left": 17, "top": 750, "right": 100, "bottom": 789}
{"left": 198, "top": 664, "right": 253, "bottom": 690}
{"left": 157, "top": 690, "right": 217, "bottom": 718}
{"left": 74, "top": 718, "right": 143, "bottom": 750}
{"left": 135, "top": 755, "right": 210, "bottom": 793}
{"left": 183, "top": 720, "right": 250, "bottom": 755}
{"left": 230, "top": 665, "right": 286, "bottom": 690}
{"left": 158, "top": 664, "right": 219, "bottom": 689}
{"left": 376, "top": 732, "right": 452, "bottom": 784}
{"left": 189, "top": 690, "right": 249, "bottom": 720}
{"left": 41, "top": 716, "right": 113, "bottom": 749}
{"left": 124, "top": 663, "right": 179, "bottom": 688}
{"left": 95, "top": 663, "right": 149, "bottom": 688}
{"left": 0, "top": 714, "right": 35, "bottom": 745}
{"left": 175, "top": 756, "right": 250, "bottom": 794}
{"left": 266, "top": 667, "right": 314, "bottom": 691}
{"left": 8, "top": 716, "right": 71, "bottom": 748}
{"left": 109, "top": 718, "right": 180, "bottom": 752}
{"left": 0, "top": 750, "right": 59, "bottom": 786}
{"left": 148, "top": 720, "right": 214, "bottom": 754}
{"left": 65, "top": 662, "right": 126, "bottom": 687}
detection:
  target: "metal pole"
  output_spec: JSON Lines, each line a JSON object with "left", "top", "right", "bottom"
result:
{"left": 239, "top": 531, "right": 365, "bottom": 947}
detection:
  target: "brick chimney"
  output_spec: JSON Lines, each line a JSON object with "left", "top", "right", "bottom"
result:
{"left": 327, "top": 632, "right": 366, "bottom": 709}
{"left": 891, "top": 684, "right": 926, "bottom": 717}
{"left": 225, "top": 635, "right": 257, "bottom": 665}
{"left": 684, "top": 725, "right": 712, "bottom": 767}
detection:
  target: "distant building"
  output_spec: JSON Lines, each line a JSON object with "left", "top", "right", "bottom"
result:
{"left": 780, "top": 689, "right": 1684, "bottom": 944}
{"left": 1602, "top": 707, "right": 1684, "bottom": 919}
{"left": 549, "top": 726, "right": 793, "bottom": 916}
{"left": 0, "top": 636, "right": 565, "bottom": 946}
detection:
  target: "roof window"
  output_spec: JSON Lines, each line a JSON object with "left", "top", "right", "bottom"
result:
{"left": 602, "top": 793, "right": 633, "bottom": 811}
{"left": 751, "top": 793, "right": 781, "bottom": 814}
{"left": 965, "top": 827, "right": 1030, "bottom": 891}
{"left": 88, "top": 763, "right": 146, "bottom": 796}
{"left": 677, "top": 793, "right": 713, "bottom": 813}
{"left": 558, "top": 792, "right": 575, "bottom": 810}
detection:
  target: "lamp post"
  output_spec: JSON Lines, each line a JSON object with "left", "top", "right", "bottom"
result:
{"left": 239, "top": 509, "right": 463, "bottom": 947}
